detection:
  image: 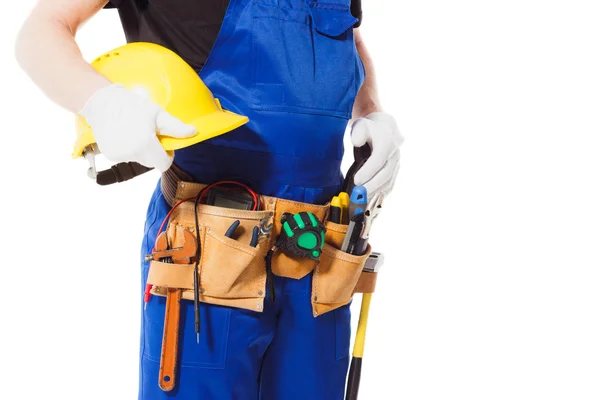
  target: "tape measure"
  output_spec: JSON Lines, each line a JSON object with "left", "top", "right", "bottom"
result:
{"left": 277, "top": 212, "right": 326, "bottom": 260}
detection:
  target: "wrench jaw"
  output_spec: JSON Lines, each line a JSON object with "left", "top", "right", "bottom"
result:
{"left": 148, "top": 230, "right": 198, "bottom": 264}
{"left": 259, "top": 217, "right": 274, "bottom": 237}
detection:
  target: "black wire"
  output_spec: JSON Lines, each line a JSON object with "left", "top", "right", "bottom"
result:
{"left": 192, "top": 186, "right": 208, "bottom": 340}
{"left": 264, "top": 248, "right": 276, "bottom": 304}
{"left": 190, "top": 180, "right": 262, "bottom": 338}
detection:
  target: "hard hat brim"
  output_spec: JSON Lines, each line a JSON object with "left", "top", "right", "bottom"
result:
{"left": 159, "top": 109, "right": 249, "bottom": 152}
{"left": 72, "top": 109, "right": 249, "bottom": 159}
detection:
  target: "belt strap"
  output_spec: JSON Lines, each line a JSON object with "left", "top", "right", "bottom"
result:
{"left": 96, "top": 162, "right": 153, "bottom": 185}
{"left": 161, "top": 164, "right": 195, "bottom": 206}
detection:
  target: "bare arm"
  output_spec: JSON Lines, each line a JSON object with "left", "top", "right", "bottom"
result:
{"left": 15, "top": 0, "right": 112, "bottom": 113}
{"left": 350, "top": 28, "right": 403, "bottom": 197}
{"left": 352, "top": 28, "right": 383, "bottom": 119}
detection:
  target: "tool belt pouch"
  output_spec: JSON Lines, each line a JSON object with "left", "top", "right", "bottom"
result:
{"left": 146, "top": 200, "right": 273, "bottom": 313}
{"left": 150, "top": 180, "right": 378, "bottom": 315}
{"left": 311, "top": 221, "right": 373, "bottom": 317}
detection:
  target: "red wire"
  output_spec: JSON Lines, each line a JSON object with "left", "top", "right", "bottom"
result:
{"left": 152, "top": 180, "right": 260, "bottom": 251}
{"left": 152, "top": 196, "right": 195, "bottom": 252}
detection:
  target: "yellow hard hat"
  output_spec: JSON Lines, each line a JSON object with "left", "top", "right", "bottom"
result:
{"left": 73, "top": 42, "right": 248, "bottom": 160}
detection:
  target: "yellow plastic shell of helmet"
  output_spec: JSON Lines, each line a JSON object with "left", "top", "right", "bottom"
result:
{"left": 73, "top": 42, "right": 248, "bottom": 158}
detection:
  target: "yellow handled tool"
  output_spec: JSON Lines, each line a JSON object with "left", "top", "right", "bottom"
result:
{"left": 346, "top": 292, "right": 372, "bottom": 398}
{"left": 353, "top": 293, "right": 372, "bottom": 360}
{"left": 345, "top": 252, "right": 384, "bottom": 400}
{"left": 343, "top": 141, "right": 386, "bottom": 399}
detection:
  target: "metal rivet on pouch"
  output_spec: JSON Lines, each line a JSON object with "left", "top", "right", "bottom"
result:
{"left": 258, "top": 290, "right": 264, "bottom": 296}
{"left": 257, "top": 304, "right": 263, "bottom": 311}
{"left": 199, "top": 288, "right": 205, "bottom": 294}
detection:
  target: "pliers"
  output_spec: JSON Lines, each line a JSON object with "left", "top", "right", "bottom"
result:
{"left": 225, "top": 220, "right": 260, "bottom": 247}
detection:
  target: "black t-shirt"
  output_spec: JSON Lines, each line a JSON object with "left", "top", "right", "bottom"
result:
{"left": 106, "top": 0, "right": 362, "bottom": 72}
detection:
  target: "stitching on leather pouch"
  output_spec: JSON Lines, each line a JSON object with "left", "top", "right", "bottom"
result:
{"left": 174, "top": 181, "right": 204, "bottom": 203}
{"left": 322, "top": 244, "right": 367, "bottom": 264}
{"left": 325, "top": 222, "right": 347, "bottom": 234}
{"left": 178, "top": 203, "right": 271, "bottom": 220}
{"left": 276, "top": 198, "right": 328, "bottom": 215}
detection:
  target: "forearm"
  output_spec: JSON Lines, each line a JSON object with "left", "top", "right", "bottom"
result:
{"left": 15, "top": 0, "right": 111, "bottom": 113}
{"left": 352, "top": 29, "right": 383, "bottom": 119}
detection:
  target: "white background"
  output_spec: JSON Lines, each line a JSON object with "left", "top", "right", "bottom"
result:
{"left": 2, "top": 1, "right": 599, "bottom": 399}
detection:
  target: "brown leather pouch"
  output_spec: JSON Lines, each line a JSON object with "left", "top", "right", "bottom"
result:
{"left": 147, "top": 196, "right": 273, "bottom": 312}
{"left": 310, "top": 221, "right": 372, "bottom": 316}
{"left": 173, "top": 181, "right": 329, "bottom": 280}
{"left": 148, "top": 180, "right": 375, "bottom": 314}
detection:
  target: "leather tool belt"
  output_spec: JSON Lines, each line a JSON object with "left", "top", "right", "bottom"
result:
{"left": 148, "top": 168, "right": 378, "bottom": 317}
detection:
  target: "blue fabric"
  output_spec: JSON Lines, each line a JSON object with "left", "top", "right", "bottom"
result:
{"left": 139, "top": 0, "right": 364, "bottom": 397}
{"left": 174, "top": 0, "right": 365, "bottom": 204}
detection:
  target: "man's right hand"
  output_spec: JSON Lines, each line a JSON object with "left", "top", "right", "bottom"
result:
{"left": 79, "top": 83, "right": 197, "bottom": 172}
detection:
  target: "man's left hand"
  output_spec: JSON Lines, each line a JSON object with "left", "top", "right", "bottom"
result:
{"left": 350, "top": 112, "right": 404, "bottom": 197}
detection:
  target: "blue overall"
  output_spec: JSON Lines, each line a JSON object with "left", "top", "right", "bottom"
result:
{"left": 140, "top": 0, "right": 364, "bottom": 398}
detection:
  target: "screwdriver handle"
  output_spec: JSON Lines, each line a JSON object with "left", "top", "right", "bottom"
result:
{"left": 348, "top": 186, "right": 367, "bottom": 219}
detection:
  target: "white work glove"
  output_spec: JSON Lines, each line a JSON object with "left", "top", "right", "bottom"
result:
{"left": 79, "top": 83, "right": 196, "bottom": 172}
{"left": 350, "top": 112, "right": 404, "bottom": 197}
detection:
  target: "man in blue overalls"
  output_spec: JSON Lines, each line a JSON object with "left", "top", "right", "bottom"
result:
{"left": 16, "top": 0, "right": 403, "bottom": 398}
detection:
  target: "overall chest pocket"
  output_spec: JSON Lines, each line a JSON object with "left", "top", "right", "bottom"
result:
{"left": 251, "top": 0, "right": 361, "bottom": 118}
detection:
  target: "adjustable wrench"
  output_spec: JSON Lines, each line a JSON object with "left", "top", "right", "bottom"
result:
{"left": 148, "top": 229, "right": 198, "bottom": 392}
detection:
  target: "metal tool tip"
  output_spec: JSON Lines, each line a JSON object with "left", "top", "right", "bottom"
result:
{"left": 144, "top": 303, "right": 147, "bottom": 311}
{"left": 196, "top": 334, "right": 200, "bottom": 344}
